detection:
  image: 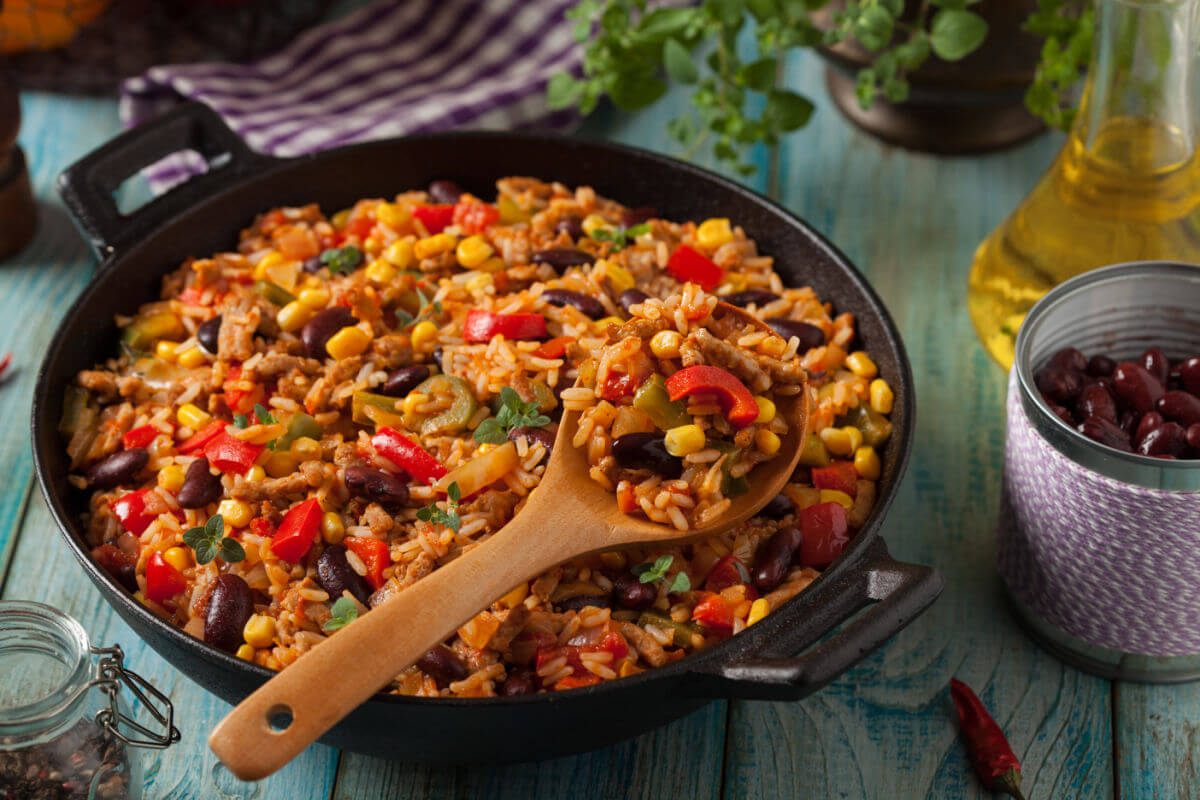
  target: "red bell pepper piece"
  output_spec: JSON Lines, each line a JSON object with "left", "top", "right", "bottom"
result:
{"left": 413, "top": 204, "right": 455, "bottom": 234}
{"left": 145, "top": 552, "right": 187, "bottom": 603}
{"left": 122, "top": 424, "right": 160, "bottom": 450}
{"left": 667, "top": 245, "right": 723, "bottom": 291}
{"left": 177, "top": 420, "right": 227, "bottom": 454}
{"left": 371, "top": 427, "right": 447, "bottom": 484}
{"left": 109, "top": 489, "right": 158, "bottom": 536}
{"left": 585, "top": 631, "right": 629, "bottom": 661}
{"left": 342, "top": 215, "right": 376, "bottom": 241}
{"left": 666, "top": 365, "right": 758, "bottom": 428}
{"left": 798, "top": 501, "right": 850, "bottom": 569}
{"left": 203, "top": 432, "right": 264, "bottom": 476}
{"left": 812, "top": 461, "right": 859, "bottom": 497}
{"left": 555, "top": 674, "right": 603, "bottom": 690}
{"left": 534, "top": 336, "right": 573, "bottom": 360}
{"left": 536, "top": 644, "right": 588, "bottom": 677}
{"left": 344, "top": 536, "right": 390, "bottom": 590}
{"left": 453, "top": 199, "right": 499, "bottom": 234}
{"left": 691, "top": 592, "right": 735, "bottom": 632}
{"left": 462, "top": 309, "right": 547, "bottom": 343}
{"left": 223, "top": 365, "right": 264, "bottom": 416}
{"left": 704, "top": 555, "right": 752, "bottom": 594}
{"left": 270, "top": 498, "right": 323, "bottom": 563}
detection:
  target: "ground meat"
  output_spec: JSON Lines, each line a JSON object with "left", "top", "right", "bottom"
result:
{"left": 399, "top": 552, "right": 434, "bottom": 588}
{"left": 619, "top": 621, "right": 668, "bottom": 667}
{"left": 530, "top": 567, "right": 563, "bottom": 602}
{"left": 218, "top": 297, "right": 261, "bottom": 361}
{"left": 362, "top": 503, "right": 394, "bottom": 536}
{"left": 78, "top": 370, "right": 121, "bottom": 402}
{"left": 249, "top": 352, "right": 318, "bottom": 380}
{"left": 615, "top": 317, "right": 670, "bottom": 341}
{"left": 230, "top": 472, "right": 309, "bottom": 505}
{"left": 692, "top": 328, "right": 771, "bottom": 393}
{"left": 370, "top": 333, "right": 414, "bottom": 370}
{"left": 487, "top": 606, "right": 529, "bottom": 652}
{"left": 333, "top": 442, "right": 359, "bottom": 469}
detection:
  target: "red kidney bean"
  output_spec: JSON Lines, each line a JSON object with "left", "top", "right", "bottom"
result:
{"left": 316, "top": 545, "right": 372, "bottom": 606}
{"left": 618, "top": 288, "right": 651, "bottom": 316}
{"left": 508, "top": 426, "right": 556, "bottom": 452}
{"left": 612, "top": 571, "right": 656, "bottom": 610}
{"left": 1076, "top": 383, "right": 1118, "bottom": 424}
{"left": 1142, "top": 348, "right": 1170, "bottom": 384}
{"left": 765, "top": 318, "right": 826, "bottom": 352}
{"left": 622, "top": 206, "right": 657, "bottom": 227}
{"left": 1086, "top": 354, "right": 1116, "bottom": 377}
{"left": 197, "top": 315, "right": 222, "bottom": 355}
{"left": 204, "top": 574, "right": 254, "bottom": 654}
{"left": 417, "top": 645, "right": 469, "bottom": 687}
{"left": 1049, "top": 347, "right": 1087, "bottom": 373}
{"left": 1180, "top": 357, "right": 1200, "bottom": 395}
{"left": 612, "top": 433, "right": 683, "bottom": 478}
{"left": 1135, "top": 411, "right": 1164, "bottom": 445}
{"left": 1113, "top": 361, "right": 1165, "bottom": 414}
{"left": 760, "top": 493, "right": 795, "bottom": 519}
{"left": 302, "top": 306, "right": 359, "bottom": 358}
{"left": 1138, "top": 421, "right": 1189, "bottom": 457}
{"left": 113, "top": 563, "right": 138, "bottom": 594}
{"left": 540, "top": 288, "right": 606, "bottom": 319}
{"left": 1157, "top": 390, "right": 1200, "bottom": 427}
{"left": 556, "top": 593, "right": 612, "bottom": 612}
{"left": 531, "top": 248, "right": 595, "bottom": 274}
{"left": 721, "top": 290, "right": 781, "bottom": 308}
{"left": 1036, "top": 365, "right": 1083, "bottom": 405}
{"left": 380, "top": 365, "right": 430, "bottom": 397}
{"left": 753, "top": 527, "right": 804, "bottom": 592}
{"left": 1077, "top": 417, "right": 1133, "bottom": 451}
{"left": 1049, "top": 404, "right": 1074, "bottom": 426}
{"left": 1118, "top": 410, "right": 1139, "bottom": 436}
{"left": 344, "top": 465, "right": 409, "bottom": 506}
{"left": 427, "top": 180, "right": 463, "bottom": 205}
{"left": 177, "top": 457, "right": 222, "bottom": 509}
{"left": 431, "top": 347, "right": 445, "bottom": 370}
{"left": 554, "top": 216, "right": 583, "bottom": 240}
{"left": 1188, "top": 423, "right": 1200, "bottom": 450}
{"left": 501, "top": 667, "right": 537, "bottom": 696}
{"left": 85, "top": 448, "right": 149, "bottom": 489}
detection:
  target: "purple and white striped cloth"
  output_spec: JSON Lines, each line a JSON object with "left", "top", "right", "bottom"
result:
{"left": 119, "top": 0, "right": 582, "bottom": 194}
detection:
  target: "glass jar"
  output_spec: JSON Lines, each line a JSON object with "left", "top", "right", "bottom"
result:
{"left": 0, "top": 602, "right": 179, "bottom": 799}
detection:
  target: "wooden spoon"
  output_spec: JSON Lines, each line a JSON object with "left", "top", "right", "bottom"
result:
{"left": 209, "top": 303, "right": 810, "bottom": 780}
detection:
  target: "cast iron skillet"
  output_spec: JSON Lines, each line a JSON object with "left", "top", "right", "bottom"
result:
{"left": 35, "top": 103, "right": 941, "bottom": 763}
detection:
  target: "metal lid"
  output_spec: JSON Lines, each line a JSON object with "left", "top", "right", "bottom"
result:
{"left": 1013, "top": 261, "right": 1200, "bottom": 491}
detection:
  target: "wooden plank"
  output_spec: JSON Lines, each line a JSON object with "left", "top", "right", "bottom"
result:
{"left": 1116, "top": 683, "right": 1200, "bottom": 798}
{"left": 721, "top": 51, "right": 1115, "bottom": 799}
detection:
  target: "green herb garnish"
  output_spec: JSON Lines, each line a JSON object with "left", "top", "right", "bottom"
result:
{"left": 632, "top": 554, "right": 691, "bottom": 593}
{"left": 232, "top": 413, "right": 249, "bottom": 429}
{"left": 473, "top": 387, "right": 551, "bottom": 444}
{"left": 416, "top": 481, "right": 462, "bottom": 533}
{"left": 254, "top": 403, "right": 277, "bottom": 425}
{"left": 323, "top": 596, "right": 359, "bottom": 631}
{"left": 395, "top": 287, "right": 443, "bottom": 329}
{"left": 589, "top": 222, "right": 652, "bottom": 252}
{"left": 320, "top": 245, "right": 364, "bottom": 275}
{"left": 182, "top": 514, "right": 245, "bottom": 565}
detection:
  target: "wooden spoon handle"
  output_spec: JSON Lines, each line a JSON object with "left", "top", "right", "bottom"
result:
{"left": 208, "top": 520, "right": 573, "bottom": 781}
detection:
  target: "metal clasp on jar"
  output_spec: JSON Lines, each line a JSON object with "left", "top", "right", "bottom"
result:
{"left": 89, "top": 644, "right": 181, "bottom": 749}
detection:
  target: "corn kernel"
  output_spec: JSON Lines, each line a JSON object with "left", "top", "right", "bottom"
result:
{"left": 264, "top": 451, "right": 299, "bottom": 478}
{"left": 298, "top": 287, "right": 330, "bottom": 309}
{"left": 664, "top": 424, "right": 706, "bottom": 457}
{"left": 290, "top": 436, "right": 322, "bottom": 460}
{"left": 330, "top": 209, "right": 352, "bottom": 229}
{"left": 158, "top": 465, "right": 185, "bottom": 493}
{"left": 758, "top": 335, "right": 787, "bottom": 358}
{"left": 854, "top": 446, "right": 881, "bottom": 480}
{"left": 321, "top": 511, "right": 345, "bottom": 545}
{"left": 696, "top": 218, "right": 734, "bottom": 250}
{"left": 253, "top": 252, "right": 285, "bottom": 281}
{"left": 376, "top": 201, "right": 410, "bottom": 229}
{"left": 465, "top": 273, "right": 493, "bottom": 294}
{"left": 235, "top": 644, "right": 256, "bottom": 662}
{"left": 746, "top": 598, "right": 770, "bottom": 626}
{"left": 245, "top": 466, "right": 266, "bottom": 483}
{"left": 383, "top": 238, "right": 415, "bottom": 269}
{"left": 217, "top": 499, "right": 254, "bottom": 529}
{"left": 162, "top": 546, "right": 191, "bottom": 573}
{"left": 845, "top": 351, "right": 878, "bottom": 380}
{"left": 820, "top": 489, "right": 855, "bottom": 511}
{"left": 594, "top": 316, "right": 623, "bottom": 332}
{"left": 649, "top": 330, "right": 683, "bottom": 359}
{"left": 176, "top": 347, "right": 207, "bottom": 369}
{"left": 277, "top": 300, "right": 314, "bottom": 333}
{"left": 869, "top": 378, "right": 894, "bottom": 415}
{"left": 177, "top": 403, "right": 211, "bottom": 430}
{"left": 155, "top": 340, "right": 179, "bottom": 362}
{"left": 363, "top": 236, "right": 381, "bottom": 254}
{"left": 477, "top": 256, "right": 507, "bottom": 273}
{"left": 755, "top": 428, "right": 781, "bottom": 456}
{"left": 325, "top": 326, "right": 372, "bottom": 359}
{"left": 754, "top": 396, "right": 776, "bottom": 424}
{"left": 456, "top": 235, "right": 494, "bottom": 269}
{"left": 604, "top": 262, "right": 635, "bottom": 293}
{"left": 411, "top": 320, "right": 439, "bottom": 351}
{"left": 414, "top": 232, "right": 457, "bottom": 259}
{"left": 582, "top": 213, "right": 612, "bottom": 237}
{"left": 820, "top": 426, "right": 862, "bottom": 456}
{"left": 401, "top": 392, "right": 427, "bottom": 416}
{"left": 364, "top": 258, "right": 398, "bottom": 285}
{"left": 243, "top": 614, "right": 276, "bottom": 649}
{"left": 498, "top": 582, "right": 529, "bottom": 609}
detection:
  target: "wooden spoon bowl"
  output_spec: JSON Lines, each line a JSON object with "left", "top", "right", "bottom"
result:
{"left": 209, "top": 303, "right": 810, "bottom": 780}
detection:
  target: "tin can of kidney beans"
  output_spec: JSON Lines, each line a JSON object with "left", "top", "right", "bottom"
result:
{"left": 999, "top": 261, "right": 1200, "bottom": 681}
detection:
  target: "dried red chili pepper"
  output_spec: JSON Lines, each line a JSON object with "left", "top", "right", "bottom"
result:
{"left": 950, "top": 677, "right": 1026, "bottom": 800}
{"left": 0, "top": 352, "right": 11, "bottom": 381}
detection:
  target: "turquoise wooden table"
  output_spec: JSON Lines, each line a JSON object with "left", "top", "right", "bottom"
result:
{"left": 2, "top": 54, "right": 1192, "bottom": 799}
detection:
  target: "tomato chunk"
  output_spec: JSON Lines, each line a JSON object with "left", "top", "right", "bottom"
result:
{"left": 109, "top": 489, "right": 158, "bottom": 536}
{"left": 812, "top": 461, "right": 858, "bottom": 497}
{"left": 798, "top": 501, "right": 850, "bottom": 568}
{"left": 146, "top": 552, "right": 186, "bottom": 603}
{"left": 704, "top": 555, "right": 751, "bottom": 594}
{"left": 691, "top": 592, "right": 735, "bottom": 633}
{"left": 453, "top": 200, "right": 500, "bottom": 234}
{"left": 667, "top": 245, "right": 723, "bottom": 291}
{"left": 413, "top": 204, "right": 455, "bottom": 234}
{"left": 271, "top": 498, "right": 323, "bottom": 563}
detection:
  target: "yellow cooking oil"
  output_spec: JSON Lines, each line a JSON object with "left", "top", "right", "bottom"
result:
{"left": 967, "top": 115, "right": 1200, "bottom": 367}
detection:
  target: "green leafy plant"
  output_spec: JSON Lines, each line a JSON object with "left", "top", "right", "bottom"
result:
{"left": 633, "top": 554, "right": 692, "bottom": 593}
{"left": 416, "top": 481, "right": 463, "bottom": 533}
{"left": 394, "top": 286, "right": 443, "bottom": 329}
{"left": 321, "top": 245, "right": 363, "bottom": 275}
{"left": 473, "top": 387, "right": 552, "bottom": 445}
{"left": 182, "top": 514, "right": 245, "bottom": 565}
{"left": 1023, "top": 0, "right": 1092, "bottom": 131}
{"left": 590, "top": 222, "right": 653, "bottom": 251}
{"left": 323, "top": 596, "right": 359, "bottom": 631}
{"left": 549, "top": 0, "right": 1090, "bottom": 173}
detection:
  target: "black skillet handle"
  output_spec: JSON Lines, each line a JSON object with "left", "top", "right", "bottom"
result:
{"left": 57, "top": 102, "right": 274, "bottom": 261}
{"left": 687, "top": 538, "right": 944, "bottom": 701}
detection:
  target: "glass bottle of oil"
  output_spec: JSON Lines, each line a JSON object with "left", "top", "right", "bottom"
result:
{"left": 968, "top": 0, "right": 1200, "bottom": 367}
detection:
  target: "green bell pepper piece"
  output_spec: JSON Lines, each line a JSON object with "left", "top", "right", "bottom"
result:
{"left": 415, "top": 375, "right": 478, "bottom": 436}
{"left": 59, "top": 386, "right": 89, "bottom": 438}
{"left": 252, "top": 280, "right": 297, "bottom": 307}
{"left": 275, "top": 413, "right": 323, "bottom": 451}
{"left": 798, "top": 432, "right": 831, "bottom": 467}
{"left": 637, "top": 611, "right": 702, "bottom": 648}
{"left": 352, "top": 391, "right": 403, "bottom": 427}
{"left": 838, "top": 405, "right": 893, "bottom": 448}
{"left": 633, "top": 374, "right": 691, "bottom": 430}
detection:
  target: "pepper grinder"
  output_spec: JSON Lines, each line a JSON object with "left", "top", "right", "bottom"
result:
{"left": 0, "top": 67, "right": 36, "bottom": 261}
